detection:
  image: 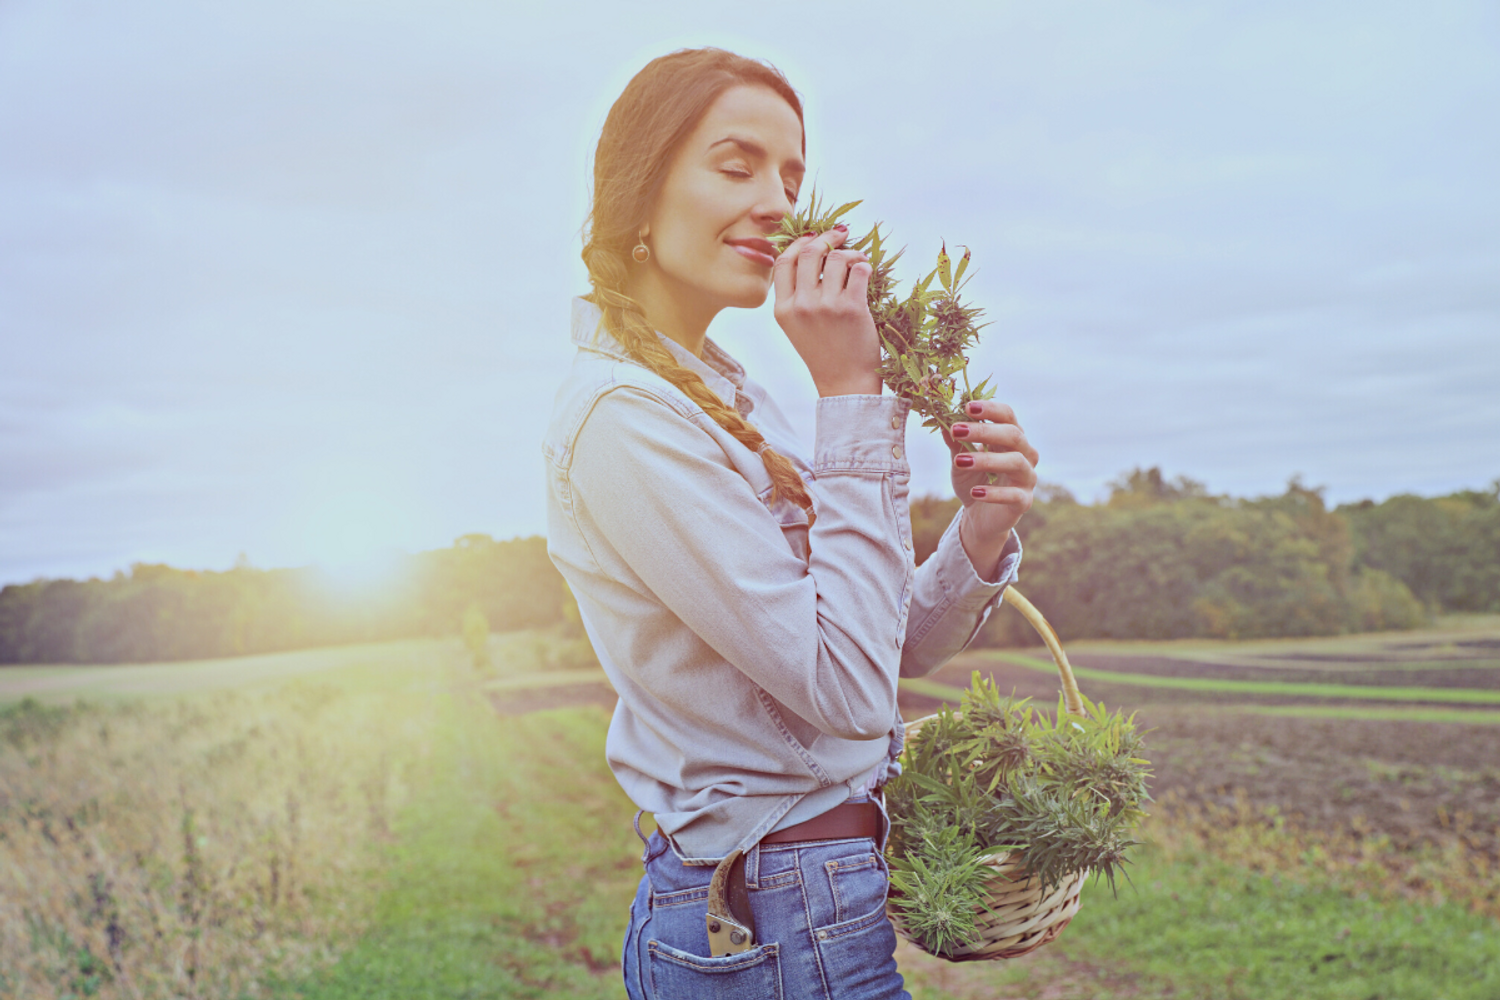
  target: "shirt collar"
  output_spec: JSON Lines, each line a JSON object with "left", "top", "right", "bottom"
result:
{"left": 570, "top": 295, "right": 750, "bottom": 413}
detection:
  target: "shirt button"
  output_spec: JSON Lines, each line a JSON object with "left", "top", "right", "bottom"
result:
{"left": 890, "top": 415, "right": 901, "bottom": 430}
{"left": 892, "top": 445, "right": 903, "bottom": 460}
{"left": 903, "top": 538, "right": 912, "bottom": 551}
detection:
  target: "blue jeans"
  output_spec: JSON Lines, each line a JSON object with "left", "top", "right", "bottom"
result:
{"left": 622, "top": 825, "right": 911, "bottom": 999}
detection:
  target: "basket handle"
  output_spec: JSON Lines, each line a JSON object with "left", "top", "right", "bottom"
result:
{"left": 1001, "top": 587, "right": 1085, "bottom": 718}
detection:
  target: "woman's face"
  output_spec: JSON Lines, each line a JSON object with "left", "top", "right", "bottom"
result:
{"left": 638, "top": 84, "right": 805, "bottom": 318}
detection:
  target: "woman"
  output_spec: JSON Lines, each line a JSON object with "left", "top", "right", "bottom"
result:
{"left": 544, "top": 47, "right": 1039, "bottom": 999}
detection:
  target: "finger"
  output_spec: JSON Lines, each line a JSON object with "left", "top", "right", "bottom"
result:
{"left": 955, "top": 450, "right": 1038, "bottom": 488}
{"left": 961, "top": 399, "right": 1018, "bottom": 426}
{"left": 773, "top": 233, "right": 817, "bottom": 302}
{"left": 845, "top": 258, "right": 873, "bottom": 303}
{"left": 950, "top": 421, "right": 1039, "bottom": 467}
{"left": 818, "top": 249, "right": 864, "bottom": 298}
{"left": 967, "top": 485, "right": 1033, "bottom": 510}
{"left": 794, "top": 226, "right": 847, "bottom": 296}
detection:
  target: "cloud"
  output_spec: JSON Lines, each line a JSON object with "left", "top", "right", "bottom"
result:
{"left": 2, "top": 0, "right": 1496, "bottom": 582}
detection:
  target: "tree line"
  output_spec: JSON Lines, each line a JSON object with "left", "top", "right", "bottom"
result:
{"left": 910, "top": 469, "right": 1499, "bottom": 646}
{"left": 0, "top": 534, "right": 569, "bottom": 664}
{"left": 2, "top": 470, "right": 1496, "bottom": 664}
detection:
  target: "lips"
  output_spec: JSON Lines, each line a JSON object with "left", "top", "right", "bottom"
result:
{"left": 726, "top": 237, "right": 776, "bottom": 268}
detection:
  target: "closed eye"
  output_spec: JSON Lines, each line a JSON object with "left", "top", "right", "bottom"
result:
{"left": 722, "top": 168, "right": 798, "bottom": 205}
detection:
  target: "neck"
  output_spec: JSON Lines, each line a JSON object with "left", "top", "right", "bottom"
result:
{"left": 624, "top": 265, "right": 719, "bottom": 358}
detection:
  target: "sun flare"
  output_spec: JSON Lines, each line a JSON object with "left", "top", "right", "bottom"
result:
{"left": 301, "top": 489, "right": 411, "bottom": 595}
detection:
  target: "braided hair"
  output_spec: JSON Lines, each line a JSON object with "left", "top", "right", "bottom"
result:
{"left": 580, "top": 47, "right": 816, "bottom": 524}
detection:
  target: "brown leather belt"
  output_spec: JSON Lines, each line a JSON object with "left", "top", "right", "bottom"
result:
{"left": 760, "top": 800, "right": 882, "bottom": 846}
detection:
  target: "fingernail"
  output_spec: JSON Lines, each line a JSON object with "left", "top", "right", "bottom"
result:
{"left": 955, "top": 454, "right": 974, "bottom": 468}
{"left": 971, "top": 486, "right": 987, "bottom": 499}
{"left": 967, "top": 401, "right": 983, "bottom": 416}
{"left": 833, "top": 222, "right": 848, "bottom": 231}
{"left": 951, "top": 424, "right": 969, "bottom": 438}
{"left": 803, "top": 230, "right": 815, "bottom": 237}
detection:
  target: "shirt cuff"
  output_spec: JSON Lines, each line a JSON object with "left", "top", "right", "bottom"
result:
{"left": 812, "top": 395, "right": 912, "bottom": 474}
{"left": 933, "top": 513, "right": 1022, "bottom": 612}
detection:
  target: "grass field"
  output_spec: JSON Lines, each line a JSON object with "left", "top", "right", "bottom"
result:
{"left": 3, "top": 620, "right": 1499, "bottom": 998}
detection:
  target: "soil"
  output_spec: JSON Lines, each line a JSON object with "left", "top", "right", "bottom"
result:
{"left": 908, "top": 650, "right": 1500, "bottom": 872}
{"left": 1066, "top": 652, "right": 1500, "bottom": 691}
{"left": 487, "top": 683, "right": 617, "bottom": 717}
{"left": 1068, "top": 653, "right": 1500, "bottom": 692}
{"left": 489, "top": 641, "right": 1500, "bottom": 871}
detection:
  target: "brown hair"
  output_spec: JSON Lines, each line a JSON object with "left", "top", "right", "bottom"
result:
{"left": 581, "top": 47, "right": 816, "bottom": 524}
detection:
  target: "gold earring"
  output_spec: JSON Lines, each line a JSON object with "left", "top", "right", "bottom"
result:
{"left": 632, "top": 240, "right": 650, "bottom": 263}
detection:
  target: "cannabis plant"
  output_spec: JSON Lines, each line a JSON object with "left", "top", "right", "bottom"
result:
{"left": 883, "top": 671, "right": 1152, "bottom": 958}
{"left": 772, "top": 189, "right": 995, "bottom": 441}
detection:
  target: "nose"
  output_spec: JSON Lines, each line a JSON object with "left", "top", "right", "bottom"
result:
{"left": 753, "top": 183, "right": 795, "bottom": 228}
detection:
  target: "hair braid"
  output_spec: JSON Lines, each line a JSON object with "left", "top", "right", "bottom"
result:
{"left": 583, "top": 247, "right": 817, "bottom": 525}
{"left": 579, "top": 46, "right": 817, "bottom": 524}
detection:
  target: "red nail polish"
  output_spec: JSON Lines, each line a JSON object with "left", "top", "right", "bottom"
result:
{"left": 971, "top": 486, "right": 987, "bottom": 499}
{"left": 955, "top": 454, "right": 974, "bottom": 468}
{"left": 967, "top": 401, "right": 984, "bottom": 416}
{"left": 952, "top": 424, "right": 969, "bottom": 438}
{"left": 833, "top": 222, "right": 848, "bottom": 231}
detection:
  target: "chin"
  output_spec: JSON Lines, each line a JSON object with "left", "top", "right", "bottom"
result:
{"left": 719, "top": 278, "right": 772, "bottom": 310}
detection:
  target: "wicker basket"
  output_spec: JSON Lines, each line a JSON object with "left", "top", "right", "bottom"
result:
{"left": 885, "top": 586, "right": 1091, "bottom": 962}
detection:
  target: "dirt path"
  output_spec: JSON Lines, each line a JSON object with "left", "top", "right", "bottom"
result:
{"left": 486, "top": 681, "right": 617, "bottom": 716}
{"left": 0, "top": 638, "right": 452, "bottom": 702}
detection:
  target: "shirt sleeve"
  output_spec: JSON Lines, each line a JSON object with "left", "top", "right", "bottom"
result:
{"left": 899, "top": 508, "right": 1022, "bottom": 679}
{"left": 568, "top": 386, "right": 915, "bottom": 742}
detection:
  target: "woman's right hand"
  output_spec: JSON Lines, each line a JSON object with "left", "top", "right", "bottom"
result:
{"left": 771, "top": 225, "right": 882, "bottom": 397}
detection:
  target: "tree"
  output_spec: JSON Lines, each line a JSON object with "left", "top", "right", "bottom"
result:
{"left": 461, "top": 605, "right": 491, "bottom": 673}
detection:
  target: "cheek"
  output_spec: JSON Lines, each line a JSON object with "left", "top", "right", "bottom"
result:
{"left": 654, "top": 173, "right": 766, "bottom": 291}
{"left": 674, "top": 175, "right": 739, "bottom": 244}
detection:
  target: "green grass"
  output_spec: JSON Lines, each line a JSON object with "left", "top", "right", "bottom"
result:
{"left": 13, "top": 631, "right": 1500, "bottom": 998}
{"left": 265, "top": 694, "right": 639, "bottom": 1000}
{"left": 265, "top": 680, "right": 1499, "bottom": 1000}
{"left": 980, "top": 651, "right": 1500, "bottom": 704}
{"left": 1057, "top": 844, "right": 1500, "bottom": 1000}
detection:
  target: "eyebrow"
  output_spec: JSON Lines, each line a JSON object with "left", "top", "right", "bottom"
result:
{"left": 707, "top": 136, "right": 805, "bottom": 178}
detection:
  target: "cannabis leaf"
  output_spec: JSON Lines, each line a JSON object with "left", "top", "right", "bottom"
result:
{"left": 884, "top": 671, "right": 1154, "bottom": 957}
{"left": 774, "top": 189, "right": 996, "bottom": 442}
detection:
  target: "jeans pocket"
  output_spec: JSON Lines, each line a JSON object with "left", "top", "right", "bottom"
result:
{"left": 646, "top": 939, "right": 783, "bottom": 1000}
{"left": 622, "top": 877, "right": 651, "bottom": 1000}
{"left": 811, "top": 906, "right": 907, "bottom": 1000}
{"left": 823, "top": 846, "right": 888, "bottom": 925}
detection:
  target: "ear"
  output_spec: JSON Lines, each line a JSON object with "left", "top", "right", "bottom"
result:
{"left": 639, "top": 225, "right": 650, "bottom": 240}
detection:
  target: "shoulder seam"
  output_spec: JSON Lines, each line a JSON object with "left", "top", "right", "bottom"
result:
{"left": 554, "top": 367, "right": 707, "bottom": 472}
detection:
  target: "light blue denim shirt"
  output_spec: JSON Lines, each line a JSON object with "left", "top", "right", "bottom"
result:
{"left": 543, "top": 296, "right": 1021, "bottom": 863}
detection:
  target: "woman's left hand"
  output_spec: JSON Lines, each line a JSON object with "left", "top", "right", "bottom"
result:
{"left": 942, "top": 399, "right": 1040, "bottom": 576}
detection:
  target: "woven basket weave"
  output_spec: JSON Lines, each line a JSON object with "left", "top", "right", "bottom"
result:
{"left": 886, "top": 586, "right": 1091, "bottom": 962}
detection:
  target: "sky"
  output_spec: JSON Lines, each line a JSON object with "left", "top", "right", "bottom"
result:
{"left": 2, "top": 0, "right": 1497, "bottom": 585}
